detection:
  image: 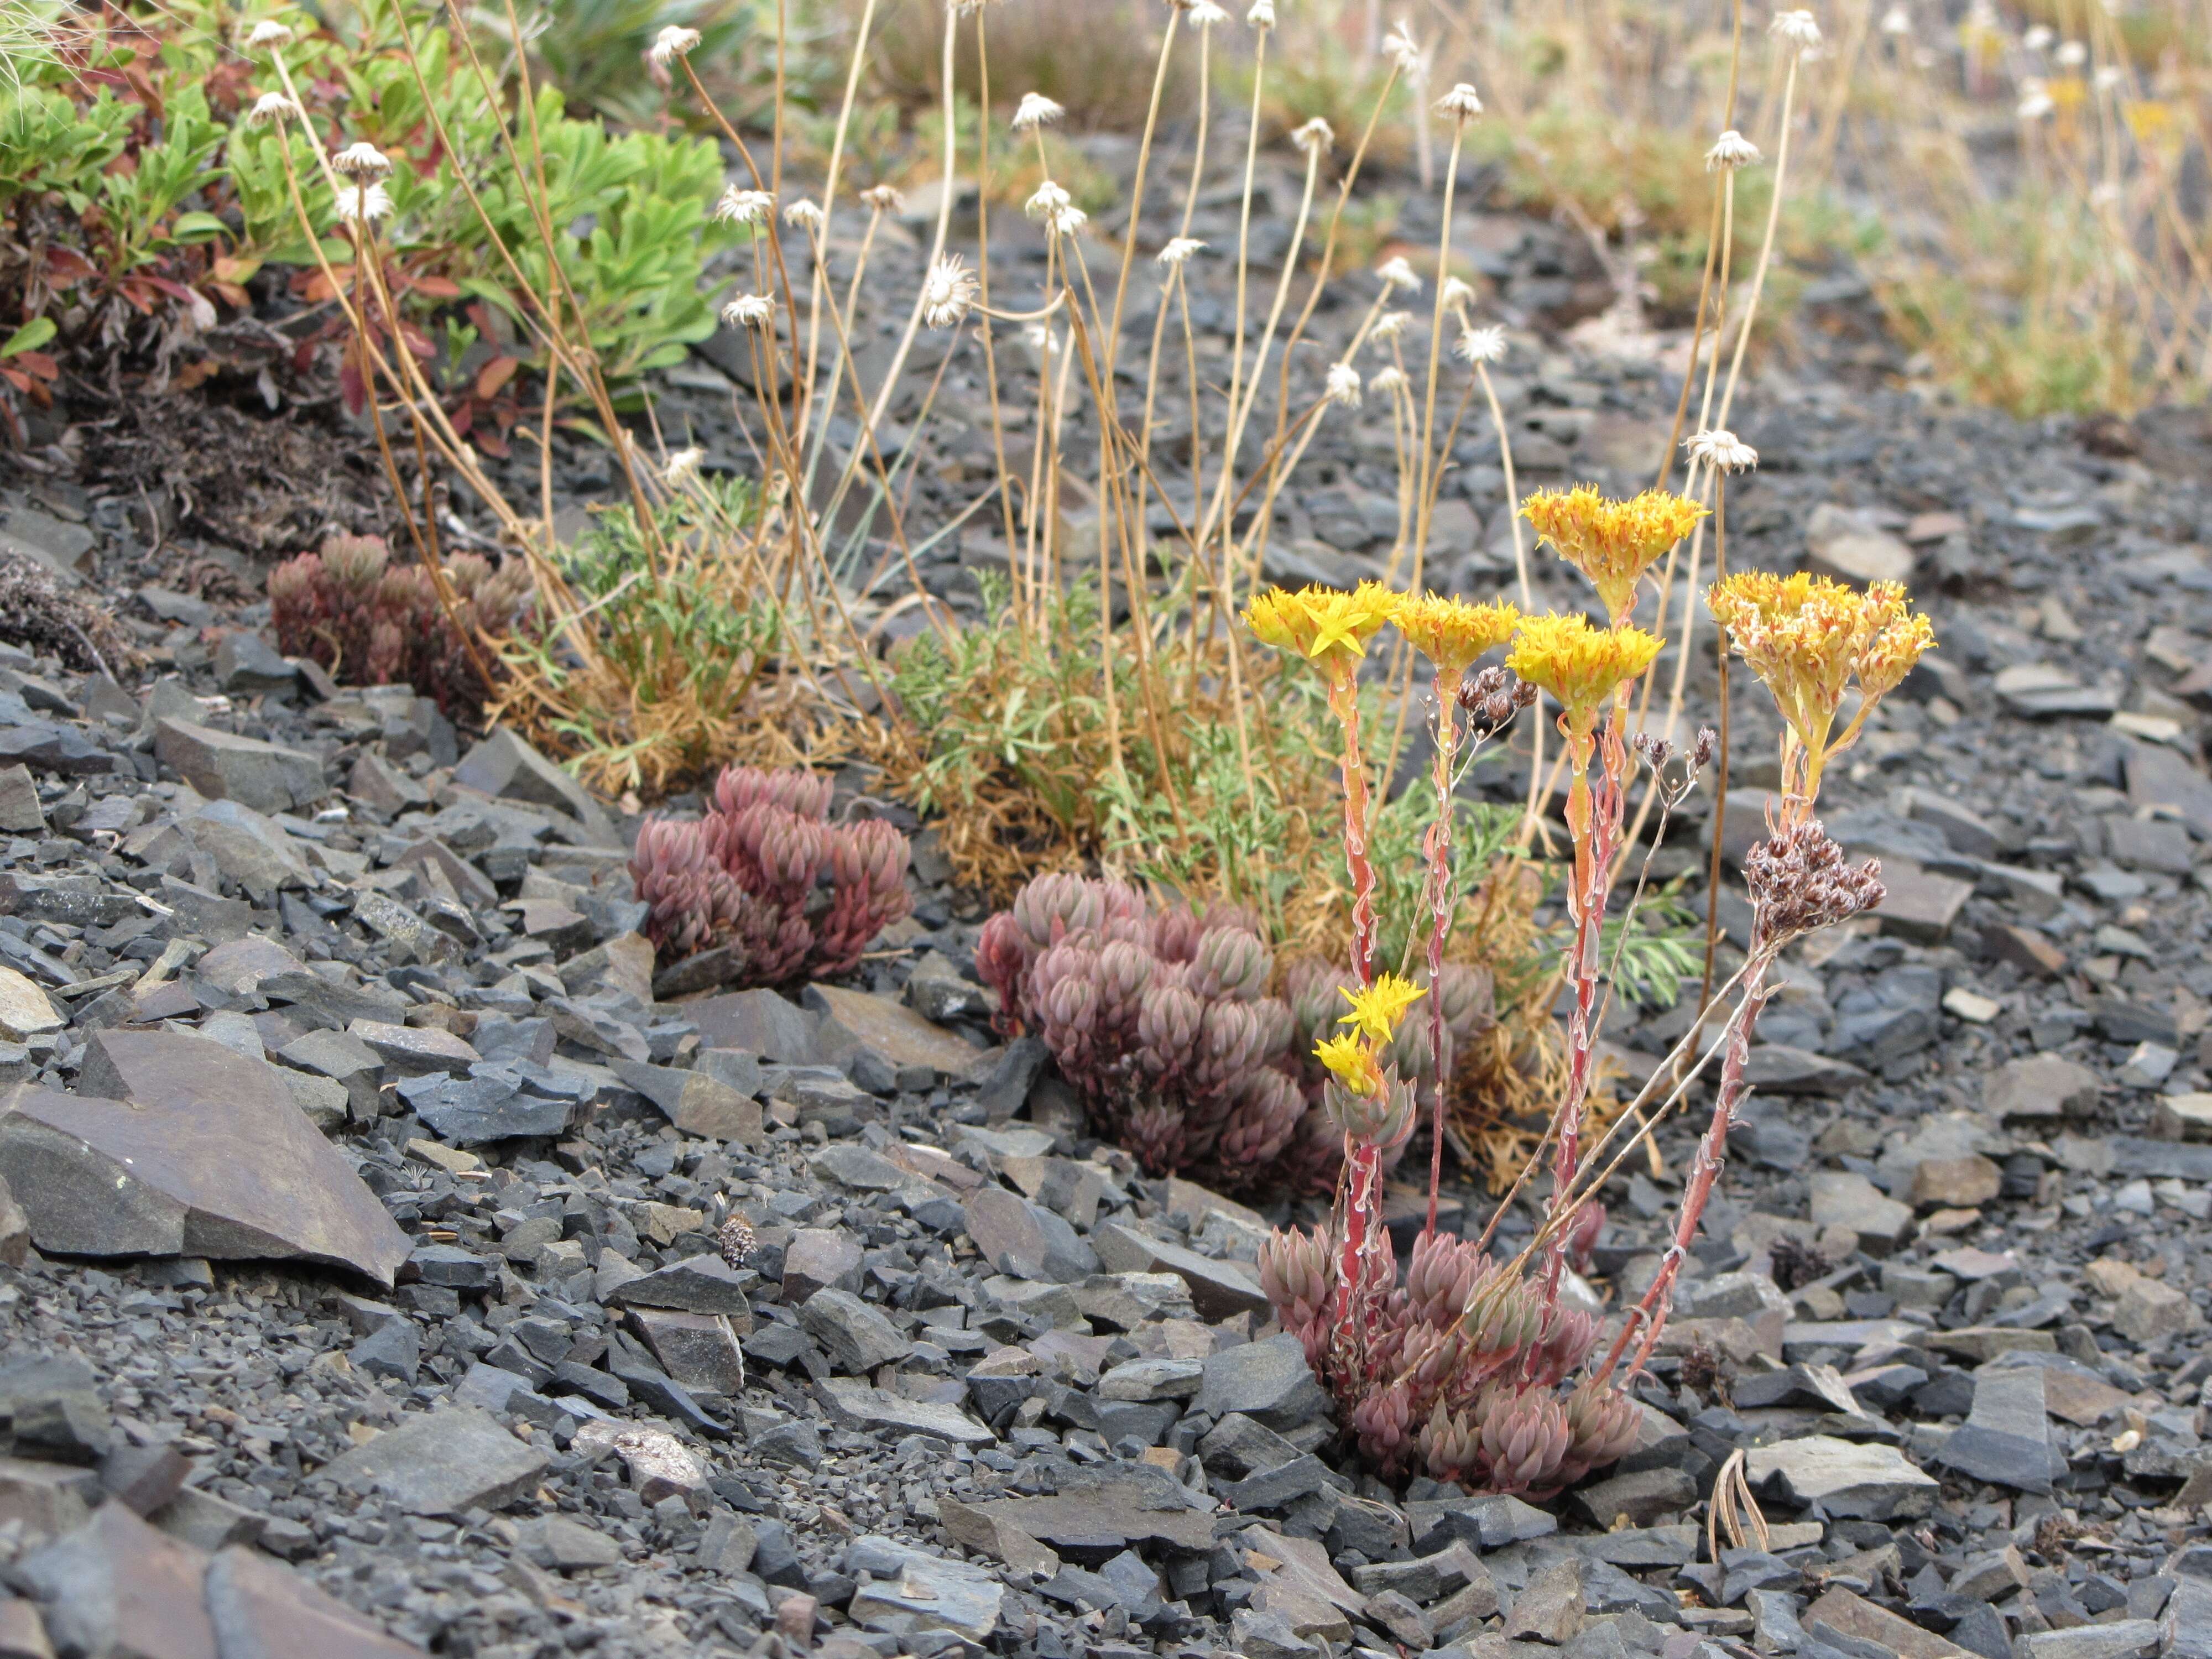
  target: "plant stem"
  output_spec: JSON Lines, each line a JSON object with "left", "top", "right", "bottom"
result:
{"left": 1422, "top": 665, "right": 1465, "bottom": 1236}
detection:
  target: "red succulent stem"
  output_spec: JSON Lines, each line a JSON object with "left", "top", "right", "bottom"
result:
{"left": 1541, "top": 702, "right": 1627, "bottom": 1306}
{"left": 1329, "top": 672, "right": 1378, "bottom": 987}
{"left": 1423, "top": 667, "right": 1467, "bottom": 1237}
{"left": 1598, "top": 941, "right": 1776, "bottom": 1384}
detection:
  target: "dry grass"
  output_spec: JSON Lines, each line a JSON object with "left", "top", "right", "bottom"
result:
{"left": 851, "top": 0, "right": 1188, "bottom": 132}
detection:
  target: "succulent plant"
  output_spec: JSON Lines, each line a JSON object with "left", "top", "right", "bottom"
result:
{"left": 269, "top": 531, "right": 534, "bottom": 715}
{"left": 629, "top": 765, "right": 912, "bottom": 987}
{"left": 1258, "top": 1219, "right": 1642, "bottom": 1495}
{"left": 977, "top": 873, "right": 1324, "bottom": 1197}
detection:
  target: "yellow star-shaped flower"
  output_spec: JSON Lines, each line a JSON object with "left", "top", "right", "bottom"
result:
{"left": 1337, "top": 971, "right": 1426, "bottom": 1044}
{"left": 1313, "top": 1031, "right": 1386, "bottom": 1098}
{"left": 1245, "top": 582, "right": 1397, "bottom": 676}
{"left": 1391, "top": 593, "right": 1522, "bottom": 676}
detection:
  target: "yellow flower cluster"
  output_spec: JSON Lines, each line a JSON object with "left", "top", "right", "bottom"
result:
{"left": 1520, "top": 486, "right": 1708, "bottom": 622}
{"left": 1313, "top": 972, "right": 1425, "bottom": 1097}
{"left": 1245, "top": 581, "right": 1397, "bottom": 676}
{"left": 1707, "top": 572, "right": 1936, "bottom": 786}
{"left": 1391, "top": 593, "right": 1522, "bottom": 676}
{"left": 1505, "top": 614, "right": 1663, "bottom": 737}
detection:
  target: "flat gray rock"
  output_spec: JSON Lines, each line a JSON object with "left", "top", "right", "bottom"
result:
{"left": 154, "top": 718, "right": 325, "bottom": 815}
{"left": 315, "top": 1405, "right": 549, "bottom": 1516}
{"left": 1935, "top": 1358, "right": 2059, "bottom": 1494}
{"left": 0, "top": 1031, "right": 410, "bottom": 1286}
{"left": 1745, "top": 1436, "right": 1937, "bottom": 1520}
{"left": 1189, "top": 1333, "right": 1328, "bottom": 1431}
{"left": 815, "top": 1378, "right": 995, "bottom": 1446}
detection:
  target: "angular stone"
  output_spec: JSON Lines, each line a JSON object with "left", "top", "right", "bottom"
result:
{"left": 815, "top": 1378, "right": 994, "bottom": 1446}
{"left": 182, "top": 799, "right": 312, "bottom": 893}
{"left": 2152, "top": 1093, "right": 2212, "bottom": 1141}
{"left": 1190, "top": 1334, "right": 1328, "bottom": 1431}
{"left": 1503, "top": 1556, "right": 1585, "bottom": 1644}
{"left": 1745, "top": 1436, "right": 1937, "bottom": 1520}
{"left": 1573, "top": 1465, "right": 1697, "bottom": 1528}
{"left": 2112, "top": 1271, "right": 2203, "bottom": 1345}
{"left": 451, "top": 728, "right": 618, "bottom": 846}
{"left": 0, "top": 1173, "right": 27, "bottom": 1268}
{"left": 1742, "top": 1046, "right": 1869, "bottom": 1097}
{"left": 1985, "top": 1052, "right": 2100, "bottom": 1125}
{"left": 1808, "top": 1171, "right": 1914, "bottom": 1254}
{"left": 1874, "top": 861, "right": 1973, "bottom": 943}
{"left": 1804, "top": 1587, "right": 1970, "bottom": 1659}
{"left": 1994, "top": 664, "right": 2118, "bottom": 720}
{"left": 625, "top": 1308, "right": 746, "bottom": 1394}
{"left": 2013, "top": 1623, "right": 2162, "bottom": 1659}
{"left": 571, "top": 1421, "right": 707, "bottom": 1506}
{"left": 517, "top": 1513, "right": 623, "bottom": 1571}
{"left": 0, "top": 1031, "right": 410, "bottom": 1286}
{"left": 0, "top": 968, "right": 60, "bottom": 1042}
{"left": 315, "top": 1405, "right": 549, "bottom": 1516}
{"left": 964, "top": 1187, "right": 1097, "bottom": 1284}
{"left": 805, "top": 983, "right": 993, "bottom": 1082}
{"left": 1909, "top": 1154, "right": 2003, "bottom": 1211}
{"left": 0, "top": 1455, "right": 100, "bottom": 1535}
{"left": 1091, "top": 1221, "right": 1269, "bottom": 1319}
{"left": 14, "top": 1503, "right": 214, "bottom": 1659}
{"left": 1097, "top": 1357, "right": 1203, "bottom": 1402}
{"left": 1935, "top": 1363, "right": 2055, "bottom": 1493}
{"left": 679, "top": 988, "right": 822, "bottom": 1064}
{"left": 204, "top": 1542, "right": 426, "bottom": 1658}
{"left": 1807, "top": 505, "right": 1914, "bottom": 586}
{"left": 797, "top": 1287, "right": 912, "bottom": 1374}
{"left": 0, "top": 1598, "right": 50, "bottom": 1659}
{"left": 604, "top": 1253, "right": 753, "bottom": 1316}
{"left": 347, "top": 1019, "right": 478, "bottom": 1076}
{"left": 781, "top": 1228, "right": 864, "bottom": 1301}
{"left": 847, "top": 1536, "right": 1005, "bottom": 1643}
{"left": 154, "top": 718, "right": 324, "bottom": 814}
{"left": 0, "top": 763, "right": 44, "bottom": 833}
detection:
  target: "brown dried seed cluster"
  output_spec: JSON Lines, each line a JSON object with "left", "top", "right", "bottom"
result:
{"left": 717, "top": 1212, "right": 758, "bottom": 1269}
{"left": 1744, "top": 820, "right": 1886, "bottom": 941}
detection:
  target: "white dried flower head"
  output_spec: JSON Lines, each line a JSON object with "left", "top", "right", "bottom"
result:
{"left": 1686, "top": 427, "right": 1757, "bottom": 473}
{"left": 2093, "top": 64, "right": 2125, "bottom": 92}
{"left": 246, "top": 19, "right": 295, "bottom": 48}
{"left": 649, "top": 25, "right": 701, "bottom": 65}
{"left": 1371, "top": 310, "right": 1410, "bottom": 341}
{"left": 1369, "top": 365, "right": 1407, "bottom": 396}
{"left": 1440, "top": 275, "right": 1476, "bottom": 311}
{"left": 1770, "top": 9, "right": 1821, "bottom": 49}
{"left": 1291, "top": 117, "right": 1335, "bottom": 156}
{"left": 2089, "top": 179, "right": 2123, "bottom": 211}
{"left": 1383, "top": 20, "right": 1421, "bottom": 74}
{"left": 1026, "top": 180, "right": 1072, "bottom": 219}
{"left": 921, "top": 254, "right": 979, "bottom": 328}
{"left": 2022, "top": 23, "right": 2053, "bottom": 51}
{"left": 1013, "top": 93, "right": 1065, "bottom": 132}
{"left": 714, "top": 187, "right": 776, "bottom": 228}
{"left": 861, "top": 183, "right": 905, "bottom": 214}
{"left": 662, "top": 446, "right": 705, "bottom": 488}
{"left": 1376, "top": 255, "right": 1421, "bottom": 294}
{"left": 334, "top": 181, "right": 392, "bottom": 223}
{"left": 784, "top": 200, "right": 826, "bottom": 233}
{"left": 1187, "top": 0, "right": 1231, "bottom": 25}
{"left": 247, "top": 91, "right": 301, "bottom": 125}
{"left": 1434, "top": 82, "right": 1484, "bottom": 119}
{"left": 723, "top": 293, "right": 776, "bottom": 328}
{"left": 1879, "top": 3, "right": 1910, "bottom": 34}
{"left": 1324, "top": 362, "right": 1363, "bottom": 407}
{"left": 1157, "top": 237, "right": 1207, "bottom": 268}
{"left": 332, "top": 141, "right": 392, "bottom": 181}
{"left": 1455, "top": 322, "right": 1506, "bottom": 363}
{"left": 2053, "top": 38, "right": 2086, "bottom": 67}
{"left": 1705, "top": 128, "right": 1761, "bottom": 170}
{"left": 2017, "top": 78, "right": 2054, "bottom": 121}
{"left": 1246, "top": 0, "right": 1276, "bottom": 25}
{"left": 1024, "top": 323, "right": 1060, "bottom": 357}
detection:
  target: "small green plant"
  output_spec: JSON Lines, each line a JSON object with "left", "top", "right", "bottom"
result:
{"left": 494, "top": 473, "right": 788, "bottom": 797}
{"left": 0, "top": 0, "right": 736, "bottom": 427}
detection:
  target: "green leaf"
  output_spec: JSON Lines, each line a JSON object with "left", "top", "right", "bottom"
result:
{"left": 0, "top": 317, "right": 56, "bottom": 358}
{"left": 169, "top": 211, "right": 229, "bottom": 243}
